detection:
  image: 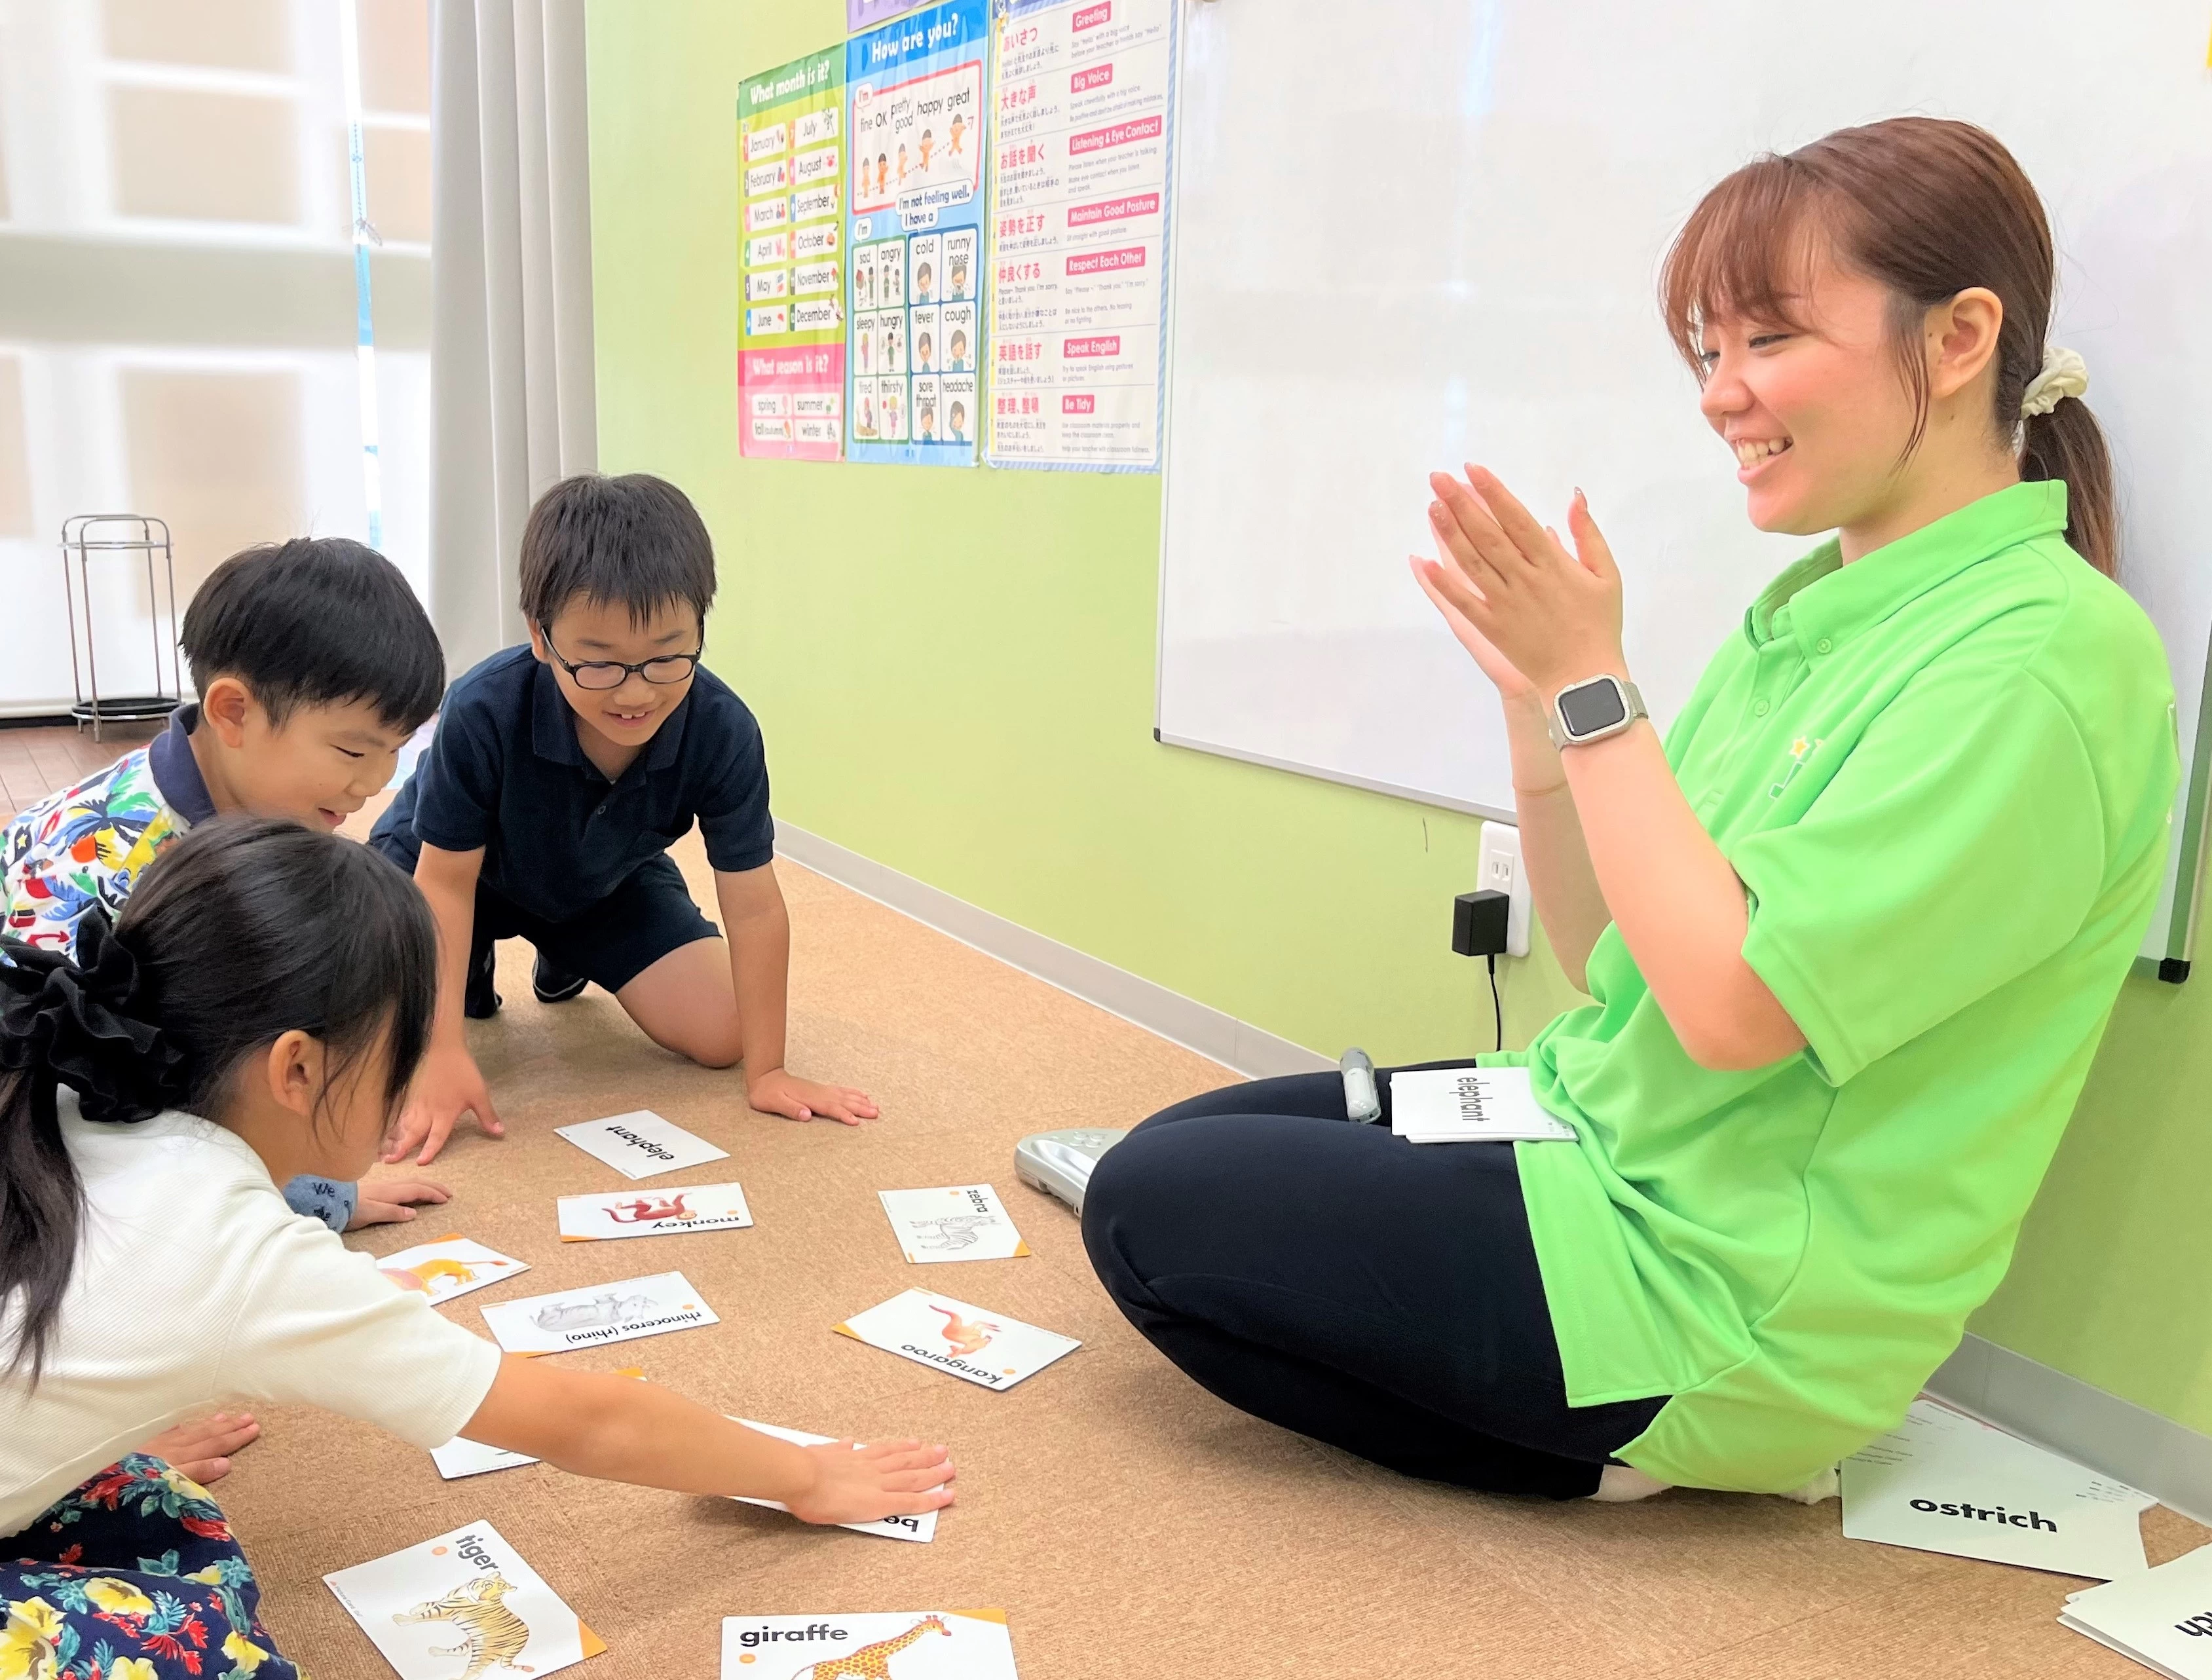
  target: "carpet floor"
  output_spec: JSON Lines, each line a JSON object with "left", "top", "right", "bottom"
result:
{"left": 210, "top": 827, "right": 2203, "bottom": 1679}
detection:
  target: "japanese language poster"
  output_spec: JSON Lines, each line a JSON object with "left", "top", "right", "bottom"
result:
{"left": 846, "top": 0, "right": 989, "bottom": 465}
{"left": 738, "top": 48, "right": 848, "bottom": 460}
{"left": 986, "top": 0, "right": 1175, "bottom": 470}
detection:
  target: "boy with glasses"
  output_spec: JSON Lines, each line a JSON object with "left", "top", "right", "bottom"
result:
{"left": 369, "top": 474, "right": 876, "bottom": 1165}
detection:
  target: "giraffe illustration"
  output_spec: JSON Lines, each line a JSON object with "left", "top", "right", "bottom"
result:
{"left": 787, "top": 1616, "right": 949, "bottom": 1680}
{"left": 929, "top": 1304, "right": 997, "bottom": 1356}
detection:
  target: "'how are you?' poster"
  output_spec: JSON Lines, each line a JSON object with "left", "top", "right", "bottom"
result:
{"left": 739, "top": 48, "right": 848, "bottom": 460}
{"left": 846, "top": 0, "right": 988, "bottom": 465}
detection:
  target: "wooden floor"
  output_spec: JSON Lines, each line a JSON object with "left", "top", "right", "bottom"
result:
{"left": 0, "top": 720, "right": 161, "bottom": 825}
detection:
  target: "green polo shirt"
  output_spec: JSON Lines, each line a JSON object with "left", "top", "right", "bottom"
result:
{"left": 1505, "top": 481, "right": 2178, "bottom": 1492}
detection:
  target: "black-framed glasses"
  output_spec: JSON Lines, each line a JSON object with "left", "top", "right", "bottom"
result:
{"left": 540, "top": 625, "right": 702, "bottom": 690}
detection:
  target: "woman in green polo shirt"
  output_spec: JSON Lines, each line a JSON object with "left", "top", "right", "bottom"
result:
{"left": 1081, "top": 116, "right": 2179, "bottom": 1501}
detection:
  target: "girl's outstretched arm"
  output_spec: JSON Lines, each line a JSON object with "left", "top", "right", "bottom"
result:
{"left": 461, "top": 1355, "right": 954, "bottom": 1526}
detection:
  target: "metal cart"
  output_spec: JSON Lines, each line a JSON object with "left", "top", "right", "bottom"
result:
{"left": 60, "top": 513, "right": 183, "bottom": 741}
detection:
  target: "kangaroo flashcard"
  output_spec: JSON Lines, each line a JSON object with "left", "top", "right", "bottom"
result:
{"left": 726, "top": 1419, "right": 940, "bottom": 1542}
{"left": 325, "top": 1520, "right": 605, "bottom": 1680}
{"left": 877, "top": 1185, "right": 1028, "bottom": 1264}
{"left": 721, "top": 1611, "right": 1016, "bottom": 1679}
{"left": 480, "top": 1270, "right": 719, "bottom": 1354}
{"left": 559, "top": 1180, "right": 754, "bottom": 1242}
{"left": 375, "top": 1235, "right": 529, "bottom": 1304}
{"left": 834, "top": 1288, "right": 1078, "bottom": 1391}
{"left": 428, "top": 1436, "right": 536, "bottom": 1481}
{"left": 553, "top": 1109, "right": 730, "bottom": 1180}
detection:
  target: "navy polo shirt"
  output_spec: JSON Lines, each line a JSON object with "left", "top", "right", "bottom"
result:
{"left": 371, "top": 644, "right": 775, "bottom": 922}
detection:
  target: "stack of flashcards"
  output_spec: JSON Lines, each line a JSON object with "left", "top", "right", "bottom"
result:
{"left": 877, "top": 1184, "right": 1030, "bottom": 1263}
{"left": 325, "top": 1521, "right": 605, "bottom": 1679}
{"left": 2061, "top": 1544, "right": 2212, "bottom": 1677}
{"left": 558, "top": 1182, "right": 753, "bottom": 1242}
{"left": 430, "top": 1370, "right": 646, "bottom": 1481}
{"left": 1387, "top": 1066, "right": 1576, "bottom": 1144}
{"left": 1841, "top": 1398, "right": 2154, "bottom": 1578}
{"left": 835, "top": 1288, "right": 1079, "bottom": 1391}
{"left": 481, "top": 1271, "right": 719, "bottom": 1354}
{"left": 726, "top": 1418, "right": 941, "bottom": 1542}
{"left": 721, "top": 1611, "right": 1017, "bottom": 1678}
{"left": 377, "top": 1235, "right": 529, "bottom": 1303}
{"left": 553, "top": 1109, "right": 730, "bottom": 1179}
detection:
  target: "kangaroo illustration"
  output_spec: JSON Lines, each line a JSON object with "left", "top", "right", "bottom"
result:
{"left": 535, "top": 1291, "right": 656, "bottom": 1331}
{"left": 787, "top": 1615, "right": 949, "bottom": 1679}
{"left": 393, "top": 1573, "right": 531, "bottom": 1680}
{"left": 929, "top": 1304, "right": 997, "bottom": 1356}
{"left": 605, "top": 1192, "right": 694, "bottom": 1225}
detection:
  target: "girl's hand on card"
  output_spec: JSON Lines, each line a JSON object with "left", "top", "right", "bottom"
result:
{"left": 785, "top": 1438, "right": 956, "bottom": 1527}
{"left": 1413, "top": 466, "right": 1626, "bottom": 698}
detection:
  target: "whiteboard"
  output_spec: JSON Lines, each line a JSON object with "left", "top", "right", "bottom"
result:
{"left": 1155, "top": 0, "right": 2212, "bottom": 969}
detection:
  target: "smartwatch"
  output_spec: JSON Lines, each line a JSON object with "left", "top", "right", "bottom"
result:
{"left": 1548, "top": 674, "right": 1647, "bottom": 749}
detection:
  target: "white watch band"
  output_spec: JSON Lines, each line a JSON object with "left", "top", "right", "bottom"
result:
{"left": 1548, "top": 675, "right": 1647, "bottom": 749}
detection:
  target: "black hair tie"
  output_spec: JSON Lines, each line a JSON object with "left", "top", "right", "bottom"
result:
{"left": 0, "top": 910, "right": 187, "bottom": 1125}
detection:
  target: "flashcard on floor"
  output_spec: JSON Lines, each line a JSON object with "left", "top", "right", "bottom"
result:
{"left": 2059, "top": 1544, "right": 2212, "bottom": 1677}
{"left": 480, "top": 1271, "right": 718, "bottom": 1354}
{"left": 726, "top": 1418, "right": 939, "bottom": 1542}
{"left": 430, "top": 1371, "right": 645, "bottom": 1480}
{"left": 325, "top": 1520, "right": 605, "bottom": 1680}
{"left": 1842, "top": 1398, "right": 2151, "bottom": 1579}
{"left": 553, "top": 1109, "right": 730, "bottom": 1179}
{"left": 375, "top": 1235, "right": 529, "bottom": 1303}
{"left": 559, "top": 1181, "right": 754, "bottom": 1242}
{"left": 1388, "top": 1066, "right": 1576, "bottom": 1144}
{"left": 721, "top": 1611, "right": 1016, "bottom": 1679}
{"left": 877, "top": 1184, "right": 1030, "bottom": 1263}
{"left": 834, "top": 1288, "right": 1079, "bottom": 1391}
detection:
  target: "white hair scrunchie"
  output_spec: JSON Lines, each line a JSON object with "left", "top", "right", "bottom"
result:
{"left": 2020, "top": 345, "right": 2089, "bottom": 419}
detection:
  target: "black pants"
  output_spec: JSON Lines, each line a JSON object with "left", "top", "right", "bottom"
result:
{"left": 1081, "top": 1064, "right": 1668, "bottom": 1499}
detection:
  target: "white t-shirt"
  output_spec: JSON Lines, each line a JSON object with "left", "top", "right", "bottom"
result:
{"left": 0, "top": 1097, "right": 504, "bottom": 1537}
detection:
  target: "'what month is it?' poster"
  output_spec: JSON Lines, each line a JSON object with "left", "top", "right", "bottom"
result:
{"left": 739, "top": 48, "right": 847, "bottom": 460}
{"left": 846, "top": 0, "right": 988, "bottom": 465}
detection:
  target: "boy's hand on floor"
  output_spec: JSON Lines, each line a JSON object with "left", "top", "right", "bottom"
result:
{"left": 387, "top": 1045, "right": 506, "bottom": 1165}
{"left": 746, "top": 1067, "right": 880, "bottom": 1126}
{"left": 140, "top": 1411, "right": 260, "bottom": 1487}
{"left": 784, "top": 1438, "right": 955, "bottom": 1527}
{"left": 346, "top": 1176, "right": 451, "bottom": 1230}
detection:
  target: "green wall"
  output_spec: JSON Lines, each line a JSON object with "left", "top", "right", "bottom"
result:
{"left": 584, "top": 0, "right": 2212, "bottom": 1435}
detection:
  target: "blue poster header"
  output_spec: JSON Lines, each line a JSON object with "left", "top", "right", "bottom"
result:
{"left": 846, "top": 0, "right": 929, "bottom": 30}
{"left": 852, "top": 0, "right": 984, "bottom": 77}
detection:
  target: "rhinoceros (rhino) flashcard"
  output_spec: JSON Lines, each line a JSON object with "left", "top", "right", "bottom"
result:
{"left": 479, "top": 1271, "right": 718, "bottom": 1354}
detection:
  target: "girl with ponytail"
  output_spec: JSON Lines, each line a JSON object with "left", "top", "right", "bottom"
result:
{"left": 0, "top": 818, "right": 951, "bottom": 1679}
{"left": 1086, "top": 118, "right": 2177, "bottom": 1504}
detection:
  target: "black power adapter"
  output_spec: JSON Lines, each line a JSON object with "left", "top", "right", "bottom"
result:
{"left": 1452, "top": 889, "right": 1510, "bottom": 1053}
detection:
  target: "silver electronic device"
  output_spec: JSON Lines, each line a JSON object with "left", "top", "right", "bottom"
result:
{"left": 1340, "top": 1046, "right": 1382, "bottom": 1122}
{"left": 1014, "top": 1127, "right": 1128, "bottom": 1216}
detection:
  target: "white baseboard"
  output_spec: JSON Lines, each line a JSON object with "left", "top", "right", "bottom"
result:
{"left": 776, "top": 820, "right": 2212, "bottom": 1521}
{"left": 1928, "top": 1334, "right": 2212, "bottom": 1525}
{"left": 773, "top": 820, "right": 1333, "bottom": 1081}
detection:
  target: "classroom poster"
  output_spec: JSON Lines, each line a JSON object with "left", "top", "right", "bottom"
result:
{"left": 846, "top": 0, "right": 989, "bottom": 465}
{"left": 985, "top": 0, "right": 1176, "bottom": 470}
{"left": 849, "top": 0, "right": 932, "bottom": 28}
{"left": 739, "top": 48, "right": 847, "bottom": 460}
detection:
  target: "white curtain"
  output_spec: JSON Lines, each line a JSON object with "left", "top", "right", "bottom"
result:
{"left": 429, "top": 0, "right": 597, "bottom": 674}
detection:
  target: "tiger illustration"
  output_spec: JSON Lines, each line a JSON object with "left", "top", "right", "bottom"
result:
{"left": 394, "top": 1573, "right": 532, "bottom": 1679}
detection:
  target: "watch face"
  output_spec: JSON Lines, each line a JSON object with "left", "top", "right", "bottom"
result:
{"left": 1559, "top": 679, "right": 1628, "bottom": 737}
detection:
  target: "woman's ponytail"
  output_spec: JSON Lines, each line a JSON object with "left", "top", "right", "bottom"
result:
{"left": 2021, "top": 395, "right": 2120, "bottom": 579}
{"left": 0, "top": 816, "right": 437, "bottom": 1383}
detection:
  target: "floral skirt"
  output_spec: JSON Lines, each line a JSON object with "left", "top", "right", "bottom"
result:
{"left": 3, "top": 1455, "right": 297, "bottom": 1680}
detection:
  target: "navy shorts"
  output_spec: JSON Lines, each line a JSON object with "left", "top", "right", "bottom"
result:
{"left": 472, "top": 853, "right": 717, "bottom": 994}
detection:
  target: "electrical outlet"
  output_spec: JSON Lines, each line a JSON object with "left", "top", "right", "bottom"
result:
{"left": 1477, "top": 821, "right": 1531, "bottom": 958}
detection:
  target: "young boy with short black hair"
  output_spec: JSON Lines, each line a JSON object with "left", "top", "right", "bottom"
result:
{"left": 3, "top": 536, "right": 450, "bottom": 1233}
{"left": 369, "top": 472, "right": 876, "bottom": 1165}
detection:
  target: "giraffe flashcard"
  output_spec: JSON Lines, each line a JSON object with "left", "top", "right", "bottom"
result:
{"left": 834, "top": 1288, "right": 1079, "bottom": 1390}
{"left": 876, "top": 1185, "right": 1030, "bottom": 1263}
{"left": 324, "top": 1520, "right": 605, "bottom": 1680}
{"left": 479, "top": 1271, "right": 719, "bottom": 1354}
{"left": 375, "top": 1235, "right": 529, "bottom": 1303}
{"left": 553, "top": 1109, "right": 730, "bottom": 1180}
{"left": 558, "top": 1181, "right": 755, "bottom": 1242}
{"left": 721, "top": 1610, "right": 1017, "bottom": 1679}
{"left": 725, "top": 1418, "right": 941, "bottom": 1542}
